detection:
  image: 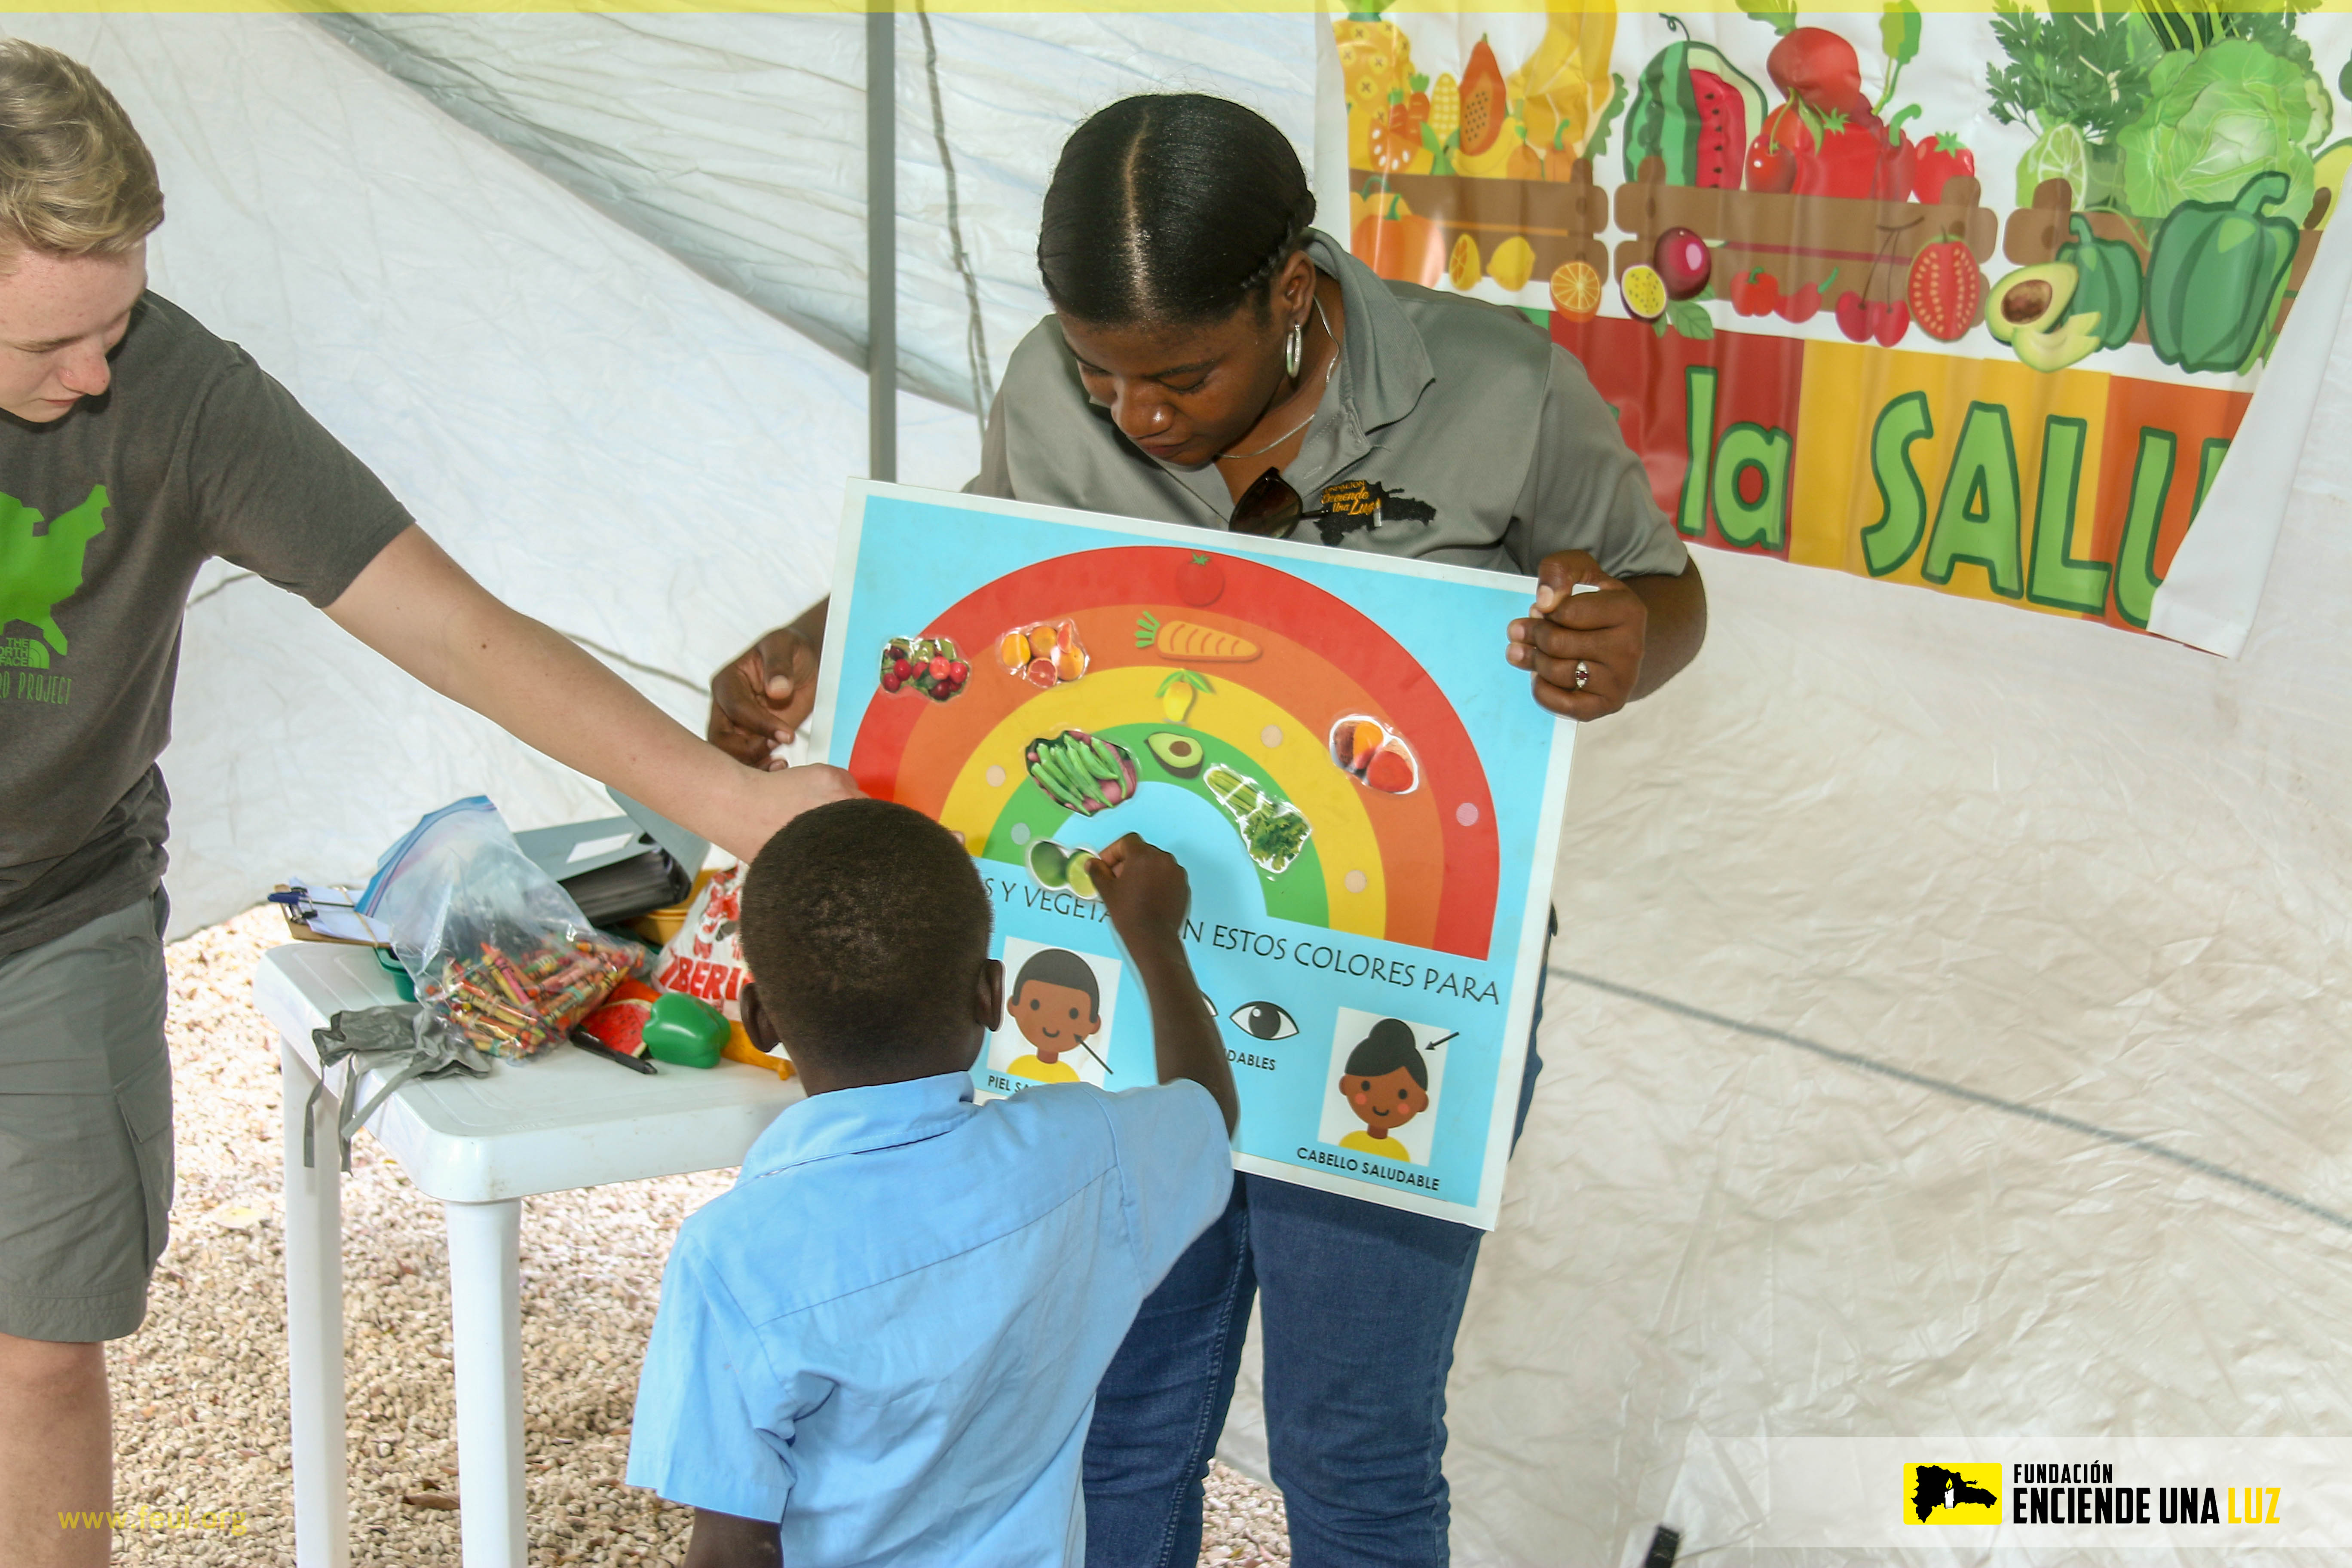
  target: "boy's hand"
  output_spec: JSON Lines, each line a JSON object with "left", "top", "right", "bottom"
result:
{"left": 1093, "top": 833, "right": 1237, "bottom": 1134}
{"left": 1090, "top": 834, "right": 1190, "bottom": 956}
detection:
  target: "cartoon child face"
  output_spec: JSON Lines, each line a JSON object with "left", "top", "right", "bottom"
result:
{"left": 1014, "top": 979, "right": 1100, "bottom": 1063}
{"left": 1340, "top": 1065, "right": 1429, "bottom": 1139}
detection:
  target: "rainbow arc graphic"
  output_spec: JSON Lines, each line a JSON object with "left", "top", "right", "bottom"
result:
{"left": 848, "top": 547, "right": 1500, "bottom": 959}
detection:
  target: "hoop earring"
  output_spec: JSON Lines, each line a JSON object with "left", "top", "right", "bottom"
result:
{"left": 1285, "top": 321, "right": 1304, "bottom": 379}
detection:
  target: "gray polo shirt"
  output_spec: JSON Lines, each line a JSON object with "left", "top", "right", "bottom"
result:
{"left": 971, "top": 229, "right": 1687, "bottom": 583}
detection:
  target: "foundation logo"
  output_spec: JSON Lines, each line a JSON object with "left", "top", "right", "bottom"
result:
{"left": 1905, "top": 1462, "right": 2003, "bottom": 1524}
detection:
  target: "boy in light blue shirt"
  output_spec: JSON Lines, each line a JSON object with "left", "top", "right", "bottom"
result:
{"left": 627, "top": 799, "right": 1238, "bottom": 1567}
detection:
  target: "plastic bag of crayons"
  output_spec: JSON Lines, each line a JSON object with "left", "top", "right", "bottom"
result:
{"left": 357, "top": 796, "right": 646, "bottom": 1061}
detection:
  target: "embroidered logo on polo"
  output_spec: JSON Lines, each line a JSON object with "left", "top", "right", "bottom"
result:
{"left": 1311, "top": 480, "right": 1434, "bottom": 548}
{"left": 0, "top": 482, "right": 107, "bottom": 705}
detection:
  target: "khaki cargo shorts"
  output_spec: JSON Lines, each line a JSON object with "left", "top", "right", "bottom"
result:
{"left": 0, "top": 893, "right": 172, "bottom": 1342}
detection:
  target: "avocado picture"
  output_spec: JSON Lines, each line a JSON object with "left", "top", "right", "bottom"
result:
{"left": 1147, "top": 731, "right": 1206, "bottom": 778}
{"left": 2014, "top": 312, "right": 2104, "bottom": 373}
{"left": 1027, "top": 839, "right": 1070, "bottom": 889}
{"left": 1986, "top": 263, "right": 2077, "bottom": 344}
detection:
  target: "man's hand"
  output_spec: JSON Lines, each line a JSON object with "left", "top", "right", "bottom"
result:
{"left": 1506, "top": 550, "right": 1648, "bottom": 720}
{"left": 733, "top": 763, "right": 862, "bottom": 859}
{"left": 710, "top": 623, "right": 821, "bottom": 767}
{"left": 325, "top": 527, "right": 858, "bottom": 862}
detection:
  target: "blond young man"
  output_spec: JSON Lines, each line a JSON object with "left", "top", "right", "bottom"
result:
{"left": 0, "top": 42, "right": 856, "bottom": 1567}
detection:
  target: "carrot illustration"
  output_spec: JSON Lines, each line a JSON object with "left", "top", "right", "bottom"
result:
{"left": 1135, "top": 611, "right": 1260, "bottom": 662}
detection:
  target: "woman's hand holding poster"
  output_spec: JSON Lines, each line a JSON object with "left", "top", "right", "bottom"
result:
{"left": 814, "top": 484, "right": 1571, "bottom": 1230}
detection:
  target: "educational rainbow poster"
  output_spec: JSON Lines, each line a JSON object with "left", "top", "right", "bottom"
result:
{"left": 813, "top": 482, "right": 1574, "bottom": 1228}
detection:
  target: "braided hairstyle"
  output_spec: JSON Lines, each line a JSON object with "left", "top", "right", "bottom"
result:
{"left": 1038, "top": 94, "right": 1315, "bottom": 328}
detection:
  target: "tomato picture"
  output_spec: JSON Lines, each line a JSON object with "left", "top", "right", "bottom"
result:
{"left": 1913, "top": 133, "right": 1977, "bottom": 204}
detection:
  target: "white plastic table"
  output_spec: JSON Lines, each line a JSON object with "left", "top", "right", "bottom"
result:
{"left": 253, "top": 941, "right": 801, "bottom": 1567}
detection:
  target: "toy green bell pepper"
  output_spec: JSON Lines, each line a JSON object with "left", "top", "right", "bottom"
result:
{"left": 643, "top": 992, "right": 727, "bottom": 1069}
{"left": 2145, "top": 170, "right": 2300, "bottom": 374}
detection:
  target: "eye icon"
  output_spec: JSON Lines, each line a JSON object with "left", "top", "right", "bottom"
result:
{"left": 1228, "top": 1001, "right": 1299, "bottom": 1041}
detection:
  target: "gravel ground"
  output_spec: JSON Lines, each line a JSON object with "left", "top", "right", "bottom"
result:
{"left": 110, "top": 906, "right": 1290, "bottom": 1566}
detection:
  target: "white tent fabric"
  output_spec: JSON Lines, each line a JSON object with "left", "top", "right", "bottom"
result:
{"left": 11, "top": 10, "right": 2352, "bottom": 1566}
{"left": 312, "top": 10, "right": 1320, "bottom": 418}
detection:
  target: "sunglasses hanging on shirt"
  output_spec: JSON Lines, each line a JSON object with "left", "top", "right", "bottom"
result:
{"left": 1227, "top": 467, "right": 1319, "bottom": 539}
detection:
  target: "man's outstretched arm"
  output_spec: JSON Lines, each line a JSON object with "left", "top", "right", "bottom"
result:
{"left": 325, "top": 526, "right": 857, "bottom": 860}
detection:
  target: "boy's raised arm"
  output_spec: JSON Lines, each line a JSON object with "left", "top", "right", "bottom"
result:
{"left": 1090, "top": 835, "right": 1240, "bottom": 1135}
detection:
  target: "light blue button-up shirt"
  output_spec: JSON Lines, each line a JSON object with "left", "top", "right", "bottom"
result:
{"left": 627, "top": 1070, "right": 1231, "bottom": 1565}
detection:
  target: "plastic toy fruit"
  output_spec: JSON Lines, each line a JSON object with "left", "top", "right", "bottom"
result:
{"left": 643, "top": 992, "right": 727, "bottom": 1069}
{"left": 1653, "top": 228, "right": 1711, "bottom": 300}
{"left": 1620, "top": 264, "right": 1668, "bottom": 320}
{"left": 1448, "top": 232, "right": 1483, "bottom": 291}
{"left": 1550, "top": 260, "right": 1603, "bottom": 322}
{"left": 1064, "top": 854, "right": 1100, "bottom": 900}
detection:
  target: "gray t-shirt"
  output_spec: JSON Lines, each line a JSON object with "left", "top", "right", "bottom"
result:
{"left": 972, "top": 229, "right": 1687, "bottom": 583}
{"left": 0, "top": 293, "right": 412, "bottom": 954}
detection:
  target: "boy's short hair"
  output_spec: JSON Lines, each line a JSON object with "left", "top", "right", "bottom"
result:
{"left": 0, "top": 41, "right": 163, "bottom": 259}
{"left": 1011, "top": 948, "right": 1100, "bottom": 1021}
{"left": 739, "top": 799, "right": 992, "bottom": 1063}
{"left": 1342, "top": 1018, "right": 1427, "bottom": 1089}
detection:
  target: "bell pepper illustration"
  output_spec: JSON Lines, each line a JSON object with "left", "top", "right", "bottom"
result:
{"left": 0, "top": 484, "right": 107, "bottom": 658}
{"left": 2145, "top": 171, "right": 2300, "bottom": 374}
{"left": 2056, "top": 215, "right": 2143, "bottom": 351}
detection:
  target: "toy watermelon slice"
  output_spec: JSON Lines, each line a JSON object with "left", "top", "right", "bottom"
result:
{"left": 578, "top": 979, "right": 658, "bottom": 1056}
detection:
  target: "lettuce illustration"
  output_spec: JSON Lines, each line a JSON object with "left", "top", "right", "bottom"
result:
{"left": 2117, "top": 38, "right": 2333, "bottom": 223}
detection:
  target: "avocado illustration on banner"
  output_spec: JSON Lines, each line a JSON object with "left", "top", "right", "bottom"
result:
{"left": 0, "top": 484, "right": 107, "bottom": 669}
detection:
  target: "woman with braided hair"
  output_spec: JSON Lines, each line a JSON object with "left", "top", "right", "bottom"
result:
{"left": 708, "top": 93, "right": 1705, "bottom": 1566}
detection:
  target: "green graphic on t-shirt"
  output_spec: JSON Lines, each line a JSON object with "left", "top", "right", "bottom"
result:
{"left": 0, "top": 484, "right": 107, "bottom": 668}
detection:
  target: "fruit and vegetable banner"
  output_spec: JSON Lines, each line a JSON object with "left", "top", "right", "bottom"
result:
{"left": 1329, "top": 2, "right": 2352, "bottom": 648}
{"left": 813, "top": 481, "right": 1574, "bottom": 1228}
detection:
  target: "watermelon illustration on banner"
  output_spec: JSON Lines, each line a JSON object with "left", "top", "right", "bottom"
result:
{"left": 814, "top": 483, "right": 1574, "bottom": 1231}
{"left": 1327, "top": 2, "right": 2352, "bottom": 652}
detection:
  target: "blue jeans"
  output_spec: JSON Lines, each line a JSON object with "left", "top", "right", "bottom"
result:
{"left": 1083, "top": 914, "right": 1556, "bottom": 1568}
